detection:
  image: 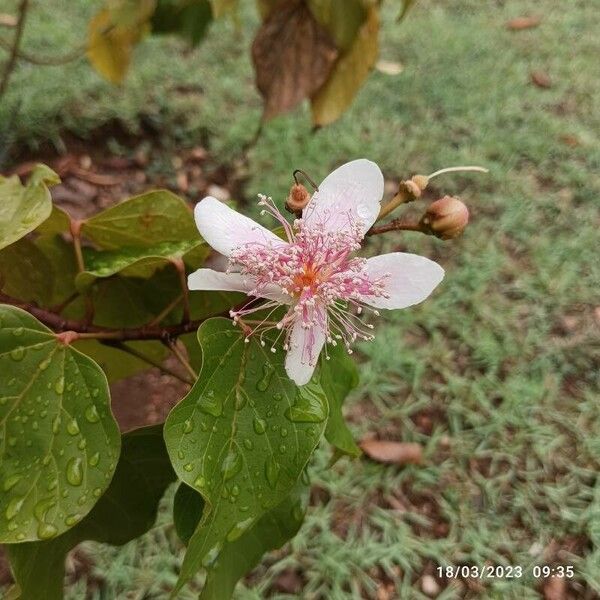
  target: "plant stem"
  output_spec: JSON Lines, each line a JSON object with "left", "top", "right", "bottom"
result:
{"left": 0, "top": 291, "right": 226, "bottom": 342}
{"left": 377, "top": 184, "right": 416, "bottom": 221}
{"left": 103, "top": 340, "right": 193, "bottom": 385}
{"left": 171, "top": 258, "right": 191, "bottom": 323}
{"left": 165, "top": 339, "right": 198, "bottom": 381}
{"left": 0, "top": 0, "right": 28, "bottom": 100}
{"left": 148, "top": 293, "right": 183, "bottom": 327}
{"left": 367, "top": 218, "right": 427, "bottom": 237}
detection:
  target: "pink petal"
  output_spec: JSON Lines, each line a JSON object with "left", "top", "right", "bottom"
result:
{"left": 194, "top": 196, "right": 285, "bottom": 257}
{"left": 303, "top": 159, "right": 384, "bottom": 237}
{"left": 187, "top": 268, "right": 290, "bottom": 303}
{"left": 359, "top": 253, "right": 444, "bottom": 309}
{"left": 285, "top": 307, "right": 327, "bottom": 386}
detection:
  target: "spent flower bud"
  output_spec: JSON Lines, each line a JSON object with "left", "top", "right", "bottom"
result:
{"left": 421, "top": 195, "right": 469, "bottom": 239}
{"left": 285, "top": 183, "right": 311, "bottom": 215}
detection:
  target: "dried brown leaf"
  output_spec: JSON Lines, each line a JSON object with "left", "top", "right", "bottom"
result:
{"left": 543, "top": 576, "right": 567, "bottom": 600}
{"left": 0, "top": 13, "right": 18, "bottom": 27}
{"left": 359, "top": 439, "right": 423, "bottom": 465}
{"left": 530, "top": 70, "right": 552, "bottom": 89}
{"left": 251, "top": 0, "right": 338, "bottom": 120}
{"left": 506, "top": 16, "right": 541, "bottom": 31}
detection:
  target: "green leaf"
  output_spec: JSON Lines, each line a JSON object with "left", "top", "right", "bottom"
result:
{"left": 321, "top": 343, "right": 361, "bottom": 457}
{"left": 311, "top": 5, "right": 379, "bottom": 126}
{"left": 0, "top": 305, "right": 120, "bottom": 543}
{"left": 66, "top": 268, "right": 181, "bottom": 328}
{"left": 35, "top": 206, "right": 70, "bottom": 238}
{"left": 164, "top": 317, "right": 328, "bottom": 594}
{"left": 152, "top": 0, "right": 213, "bottom": 47}
{"left": 75, "top": 239, "right": 207, "bottom": 291}
{"left": 0, "top": 238, "right": 53, "bottom": 305}
{"left": 199, "top": 478, "right": 309, "bottom": 600}
{"left": 173, "top": 482, "right": 205, "bottom": 545}
{"left": 0, "top": 165, "right": 59, "bottom": 252}
{"left": 73, "top": 339, "right": 169, "bottom": 383}
{"left": 82, "top": 190, "right": 197, "bottom": 249}
{"left": 307, "top": 0, "right": 366, "bottom": 51}
{"left": 33, "top": 234, "right": 78, "bottom": 308}
{"left": 6, "top": 425, "right": 175, "bottom": 600}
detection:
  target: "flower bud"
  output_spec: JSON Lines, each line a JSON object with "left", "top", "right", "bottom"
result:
{"left": 402, "top": 174, "right": 429, "bottom": 198}
{"left": 420, "top": 195, "right": 469, "bottom": 239}
{"left": 285, "top": 183, "right": 311, "bottom": 215}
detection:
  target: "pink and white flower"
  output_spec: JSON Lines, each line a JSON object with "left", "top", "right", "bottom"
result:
{"left": 188, "top": 159, "right": 444, "bottom": 385}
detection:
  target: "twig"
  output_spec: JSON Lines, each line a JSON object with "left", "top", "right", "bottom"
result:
{"left": 367, "top": 218, "right": 427, "bottom": 237}
{"left": 69, "top": 217, "right": 94, "bottom": 323}
{"left": 0, "top": 36, "right": 85, "bottom": 65}
{"left": 377, "top": 183, "right": 418, "bottom": 221}
{"left": 164, "top": 339, "right": 198, "bottom": 381}
{"left": 148, "top": 293, "right": 183, "bottom": 326}
{"left": 103, "top": 340, "right": 193, "bottom": 385}
{"left": 0, "top": 291, "right": 228, "bottom": 341}
{"left": 171, "top": 258, "right": 191, "bottom": 323}
{"left": 0, "top": 0, "right": 28, "bottom": 100}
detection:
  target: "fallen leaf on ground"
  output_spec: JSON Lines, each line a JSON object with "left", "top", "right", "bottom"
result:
{"left": 506, "top": 16, "right": 541, "bottom": 30}
{"left": 251, "top": 0, "right": 338, "bottom": 120}
{"left": 544, "top": 576, "right": 567, "bottom": 600}
{"left": 530, "top": 70, "right": 552, "bottom": 89}
{"left": 0, "top": 13, "right": 17, "bottom": 27}
{"left": 359, "top": 439, "right": 423, "bottom": 465}
{"left": 421, "top": 575, "right": 440, "bottom": 597}
{"left": 375, "top": 60, "right": 403, "bottom": 76}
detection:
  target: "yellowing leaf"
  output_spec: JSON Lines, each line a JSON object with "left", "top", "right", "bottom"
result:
{"left": 307, "top": 0, "right": 366, "bottom": 51}
{"left": 210, "top": 0, "right": 238, "bottom": 18}
{"left": 107, "top": 0, "right": 157, "bottom": 26}
{"left": 311, "top": 5, "right": 379, "bottom": 127}
{"left": 87, "top": 8, "right": 148, "bottom": 84}
{"left": 0, "top": 164, "right": 58, "bottom": 252}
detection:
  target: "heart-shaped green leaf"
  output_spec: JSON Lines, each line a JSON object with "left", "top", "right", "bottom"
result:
{"left": 321, "top": 342, "right": 361, "bottom": 457}
{"left": 75, "top": 239, "right": 208, "bottom": 291}
{"left": 0, "top": 238, "right": 53, "bottom": 305}
{"left": 0, "top": 165, "right": 59, "bottom": 252}
{"left": 164, "top": 317, "right": 328, "bottom": 594}
{"left": 199, "top": 477, "right": 308, "bottom": 600}
{"left": 7, "top": 425, "right": 175, "bottom": 600}
{"left": 81, "top": 190, "right": 197, "bottom": 249}
{"left": 0, "top": 305, "right": 120, "bottom": 543}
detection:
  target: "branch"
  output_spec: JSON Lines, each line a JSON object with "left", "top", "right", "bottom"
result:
{"left": 0, "top": 0, "right": 28, "bottom": 100}
{"left": 102, "top": 340, "right": 193, "bottom": 386}
{"left": 0, "top": 35, "right": 85, "bottom": 65}
{"left": 367, "top": 218, "right": 428, "bottom": 237}
{"left": 171, "top": 258, "right": 190, "bottom": 324}
{"left": 0, "top": 291, "right": 228, "bottom": 342}
{"left": 164, "top": 339, "right": 198, "bottom": 381}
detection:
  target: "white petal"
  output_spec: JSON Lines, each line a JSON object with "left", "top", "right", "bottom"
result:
{"left": 187, "top": 268, "right": 290, "bottom": 303}
{"left": 194, "top": 196, "right": 285, "bottom": 257}
{"left": 285, "top": 308, "right": 327, "bottom": 386}
{"left": 359, "top": 253, "right": 444, "bottom": 310}
{"left": 303, "top": 159, "right": 384, "bottom": 236}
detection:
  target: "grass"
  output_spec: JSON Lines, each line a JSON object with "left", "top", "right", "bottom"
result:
{"left": 2, "top": 0, "right": 600, "bottom": 597}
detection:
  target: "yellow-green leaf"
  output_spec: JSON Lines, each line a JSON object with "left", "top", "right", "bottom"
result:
{"left": 87, "top": 8, "right": 148, "bottom": 84}
{"left": 311, "top": 5, "right": 379, "bottom": 127}
{"left": 307, "top": 0, "right": 366, "bottom": 51}
{"left": 0, "top": 165, "right": 59, "bottom": 252}
{"left": 81, "top": 190, "right": 197, "bottom": 249}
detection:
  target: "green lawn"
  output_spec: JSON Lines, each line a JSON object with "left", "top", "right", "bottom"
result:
{"left": 2, "top": 0, "right": 599, "bottom": 598}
